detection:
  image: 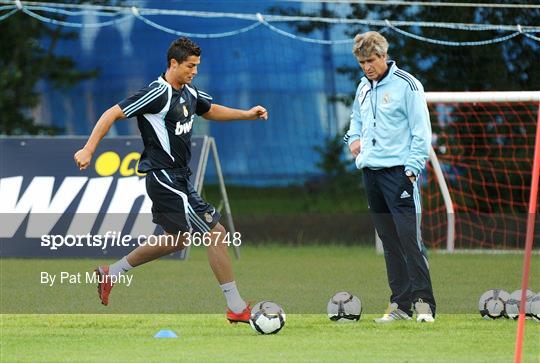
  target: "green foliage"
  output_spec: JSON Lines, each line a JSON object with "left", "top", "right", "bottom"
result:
{"left": 431, "top": 103, "right": 537, "bottom": 214}
{"left": 0, "top": 2, "right": 102, "bottom": 135}
{"left": 201, "top": 184, "right": 368, "bottom": 214}
{"left": 313, "top": 126, "right": 350, "bottom": 180}
{"left": 267, "top": 5, "right": 338, "bottom": 33}
{"left": 311, "top": 125, "right": 363, "bottom": 195}
{"left": 271, "top": 3, "right": 539, "bottom": 216}
{"left": 272, "top": 3, "right": 539, "bottom": 93}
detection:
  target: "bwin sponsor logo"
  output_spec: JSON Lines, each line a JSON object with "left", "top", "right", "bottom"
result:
{"left": 175, "top": 118, "right": 194, "bottom": 135}
{"left": 0, "top": 176, "right": 156, "bottom": 238}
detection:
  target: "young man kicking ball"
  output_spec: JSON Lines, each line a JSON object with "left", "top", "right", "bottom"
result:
{"left": 74, "top": 37, "right": 267, "bottom": 323}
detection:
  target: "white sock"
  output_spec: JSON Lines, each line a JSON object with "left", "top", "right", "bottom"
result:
{"left": 109, "top": 256, "right": 133, "bottom": 276}
{"left": 220, "top": 281, "right": 247, "bottom": 313}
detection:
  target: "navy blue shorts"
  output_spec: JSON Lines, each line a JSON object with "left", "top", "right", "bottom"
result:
{"left": 146, "top": 169, "right": 221, "bottom": 234}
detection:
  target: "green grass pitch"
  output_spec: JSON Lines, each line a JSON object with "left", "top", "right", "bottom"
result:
{"left": 1, "top": 245, "right": 539, "bottom": 362}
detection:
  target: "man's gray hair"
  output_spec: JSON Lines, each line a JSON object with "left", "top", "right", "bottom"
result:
{"left": 352, "top": 31, "right": 389, "bottom": 59}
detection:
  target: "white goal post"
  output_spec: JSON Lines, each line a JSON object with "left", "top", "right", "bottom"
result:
{"left": 375, "top": 91, "right": 540, "bottom": 254}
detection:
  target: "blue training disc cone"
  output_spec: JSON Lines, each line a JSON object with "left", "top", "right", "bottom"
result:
{"left": 154, "top": 329, "right": 178, "bottom": 338}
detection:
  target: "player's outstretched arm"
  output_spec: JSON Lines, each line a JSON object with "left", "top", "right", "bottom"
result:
{"left": 74, "top": 105, "right": 126, "bottom": 170}
{"left": 202, "top": 104, "right": 268, "bottom": 122}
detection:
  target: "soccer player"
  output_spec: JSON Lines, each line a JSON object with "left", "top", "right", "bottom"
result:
{"left": 344, "top": 31, "right": 436, "bottom": 323}
{"left": 74, "top": 37, "right": 267, "bottom": 323}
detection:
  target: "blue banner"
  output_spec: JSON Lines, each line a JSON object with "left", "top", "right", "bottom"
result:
{"left": 0, "top": 137, "right": 205, "bottom": 257}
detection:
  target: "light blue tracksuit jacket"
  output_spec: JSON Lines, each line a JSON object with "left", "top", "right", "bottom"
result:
{"left": 344, "top": 61, "right": 432, "bottom": 177}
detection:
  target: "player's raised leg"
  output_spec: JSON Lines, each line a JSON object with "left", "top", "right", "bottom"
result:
{"left": 95, "top": 232, "right": 186, "bottom": 305}
{"left": 125, "top": 233, "right": 187, "bottom": 267}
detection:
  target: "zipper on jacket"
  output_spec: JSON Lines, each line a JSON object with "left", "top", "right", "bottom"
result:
{"left": 371, "top": 83, "right": 377, "bottom": 147}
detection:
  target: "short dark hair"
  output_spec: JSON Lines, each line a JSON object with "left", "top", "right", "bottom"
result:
{"left": 167, "top": 37, "right": 201, "bottom": 67}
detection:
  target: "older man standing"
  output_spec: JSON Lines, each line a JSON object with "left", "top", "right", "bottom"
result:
{"left": 344, "top": 31, "right": 436, "bottom": 323}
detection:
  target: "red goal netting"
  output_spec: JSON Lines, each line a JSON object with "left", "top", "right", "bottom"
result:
{"left": 422, "top": 93, "right": 539, "bottom": 250}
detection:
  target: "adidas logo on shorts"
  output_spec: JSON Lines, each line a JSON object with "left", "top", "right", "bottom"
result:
{"left": 400, "top": 190, "right": 411, "bottom": 199}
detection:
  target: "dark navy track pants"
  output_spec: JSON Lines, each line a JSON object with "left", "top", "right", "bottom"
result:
{"left": 363, "top": 166, "right": 436, "bottom": 316}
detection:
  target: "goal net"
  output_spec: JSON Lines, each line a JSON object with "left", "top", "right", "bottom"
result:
{"left": 423, "top": 92, "right": 540, "bottom": 251}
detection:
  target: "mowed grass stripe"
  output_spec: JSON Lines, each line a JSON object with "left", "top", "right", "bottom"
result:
{"left": 1, "top": 246, "right": 538, "bottom": 314}
{"left": 1, "top": 314, "right": 539, "bottom": 362}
